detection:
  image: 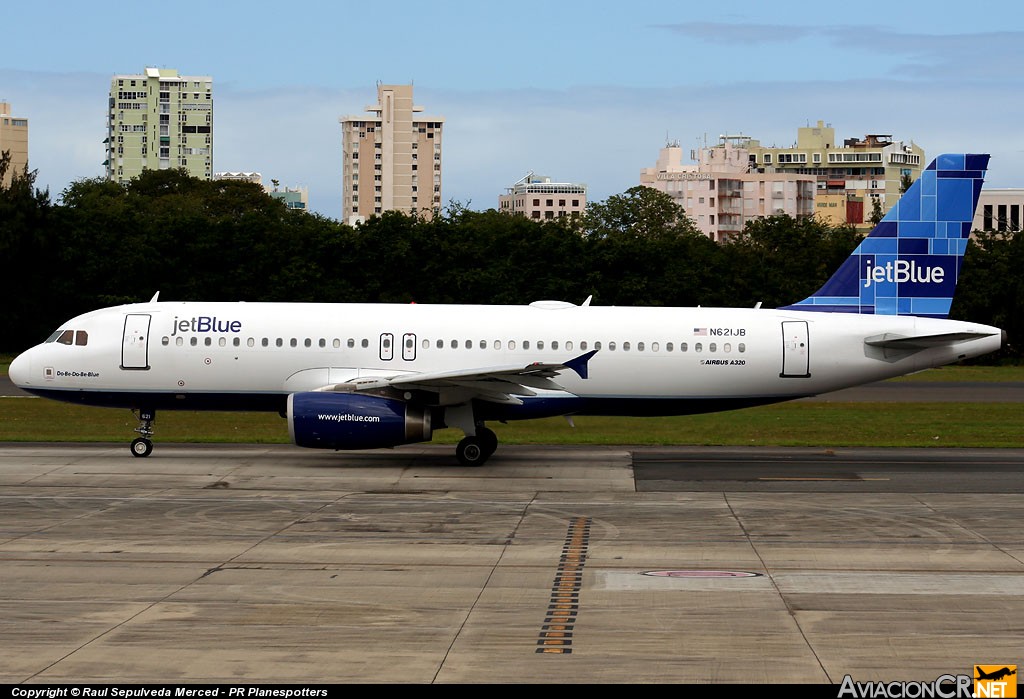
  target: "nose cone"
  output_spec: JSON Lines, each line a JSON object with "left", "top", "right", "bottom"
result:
{"left": 8, "top": 350, "right": 31, "bottom": 388}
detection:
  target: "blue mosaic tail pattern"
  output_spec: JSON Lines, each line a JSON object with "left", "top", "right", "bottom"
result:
{"left": 780, "top": 154, "right": 989, "bottom": 318}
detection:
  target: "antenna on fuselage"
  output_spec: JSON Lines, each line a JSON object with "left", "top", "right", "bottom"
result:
{"left": 149, "top": 291, "right": 160, "bottom": 302}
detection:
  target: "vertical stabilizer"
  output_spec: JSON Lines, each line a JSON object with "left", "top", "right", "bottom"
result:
{"left": 781, "top": 153, "right": 989, "bottom": 318}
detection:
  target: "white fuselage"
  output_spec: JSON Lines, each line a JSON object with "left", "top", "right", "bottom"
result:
{"left": 9, "top": 300, "right": 1003, "bottom": 417}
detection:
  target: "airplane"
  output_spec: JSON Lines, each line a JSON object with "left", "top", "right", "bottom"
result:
{"left": 975, "top": 667, "right": 1017, "bottom": 682}
{"left": 8, "top": 153, "right": 1003, "bottom": 466}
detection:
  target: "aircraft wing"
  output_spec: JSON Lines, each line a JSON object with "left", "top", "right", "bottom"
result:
{"left": 325, "top": 350, "right": 598, "bottom": 405}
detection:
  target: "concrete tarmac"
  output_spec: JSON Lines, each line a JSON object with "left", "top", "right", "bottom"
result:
{"left": 2, "top": 443, "right": 1023, "bottom": 685}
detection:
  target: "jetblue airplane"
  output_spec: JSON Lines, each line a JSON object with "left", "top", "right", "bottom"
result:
{"left": 8, "top": 154, "right": 1003, "bottom": 465}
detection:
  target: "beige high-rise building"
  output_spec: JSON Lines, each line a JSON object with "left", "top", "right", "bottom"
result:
{"left": 339, "top": 84, "right": 444, "bottom": 224}
{"left": 0, "top": 102, "right": 29, "bottom": 188}
{"left": 106, "top": 67, "right": 213, "bottom": 183}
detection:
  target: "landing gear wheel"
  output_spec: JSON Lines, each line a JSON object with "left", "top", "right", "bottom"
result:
{"left": 477, "top": 427, "right": 498, "bottom": 458}
{"left": 456, "top": 436, "right": 489, "bottom": 467}
{"left": 130, "top": 437, "right": 153, "bottom": 458}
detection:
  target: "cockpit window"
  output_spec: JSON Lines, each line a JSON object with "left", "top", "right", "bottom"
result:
{"left": 46, "top": 330, "right": 63, "bottom": 343}
{"left": 75, "top": 331, "right": 88, "bottom": 346}
{"left": 56, "top": 330, "right": 75, "bottom": 345}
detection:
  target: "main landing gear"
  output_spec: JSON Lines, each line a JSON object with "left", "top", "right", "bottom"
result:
{"left": 455, "top": 425, "right": 498, "bottom": 467}
{"left": 130, "top": 409, "right": 156, "bottom": 457}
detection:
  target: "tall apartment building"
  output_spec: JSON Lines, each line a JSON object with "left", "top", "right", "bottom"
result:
{"left": 0, "top": 102, "right": 29, "bottom": 188}
{"left": 498, "top": 172, "right": 587, "bottom": 220}
{"left": 106, "top": 67, "right": 213, "bottom": 183}
{"left": 339, "top": 84, "right": 444, "bottom": 224}
{"left": 640, "top": 138, "right": 816, "bottom": 242}
{"left": 743, "top": 120, "right": 924, "bottom": 228}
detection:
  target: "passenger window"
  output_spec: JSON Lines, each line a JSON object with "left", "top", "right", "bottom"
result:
{"left": 609, "top": 342, "right": 616, "bottom": 351}
{"left": 247, "top": 338, "right": 255, "bottom": 348}
{"left": 319, "top": 338, "right": 326, "bottom": 348}
{"left": 652, "top": 342, "right": 659, "bottom": 352}
{"left": 437, "top": 339, "right": 444, "bottom": 349}
{"left": 290, "top": 338, "right": 297, "bottom": 348}
{"left": 494, "top": 340, "right": 501, "bottom": 350}
{"left": 262, "top": 338, "right": 269, "bottom": 347}
{"left": 594, "top": 341, "right": 601, "bottom": 350}
{"left": 422, "top": 339, "right": 429, "bottom": 349}
{"left": 176, "top": 337, "right": 184, "bottom": 347}
{"left": 234, "top": 337, "right": 241, "bottom": 347}
{"left": 304, "top": 338, "right": 312, "bottom": 348}
{"left": 451, "top": 339, "right": 458, "bottom": 349}
{"left": 276, "top": 338, "right": 283, "bottom": 347}
{"left": 695, "top": 343, "right": 702, "bottom": 352}
{"left": 666, "top": 342, "right": 673, "bottom": 352}
{"left": 537, "top": 340, "right": 544, "bottom": 350}
{"left": 623, "top": 342, "right": 630, "bottom": 351}
{"left": 508, "top": 340, "right": 516, "bottom": 350}
{"left": 709, "top": 342, "right": 716, "bottom": 352}
{"left": 162, "top": 336, "right": 169, "bottom": 346}
{"left": 204, "top": 337, "right": 212, "bottom": 346}
{"left": 361, "top": 339, "right": 369, "bottom": 348}
{"left": 680, "top": 342, "right": 688, "bottom": 352}
{"left": 566, "top": 341, "right": 573, "bottom": 351}
{"left": 580, "top": 341, "right": 588, "bottom": 350}
{"left": 638, "top": 342, "right": 645, "bottom": 351}
{"left": 57, "top": 330, "right": 74, "bottom": 345}
{"left": 190, "top": 337, "right": 198, "bottom": 347}
{"left": 465, "top": 340, "right": 471, "bottom": 349}
{"left": 480, "top": 340, "right": 487, "bottom": 349}
{"left": 724, "top": 343, "right": 731, "bottom": 353}
{"left": 551, "top": 341, "right": 559, "bottom": 350}
{"left": 523, "top": 340, "right": 530, "bottom": 350}
{"left": 333, "top": 339, "right": 340, "bottom": 348}
{"left": 218, "top": 337, "right": 226, "bottom": 347}
{"left": 739, "top": 343, "right": 746, "bottom": 353}
{"left": 347, "top": 338, "right": 355, "bottom": 348}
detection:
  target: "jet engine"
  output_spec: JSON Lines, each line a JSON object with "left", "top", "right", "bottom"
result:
{"left": 287, "top": 392, "right": 432, "bottom": 450}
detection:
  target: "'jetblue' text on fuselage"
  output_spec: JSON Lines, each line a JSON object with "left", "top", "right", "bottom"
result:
{"left": 170, "top": 316, "right": 243, "bottom": 336}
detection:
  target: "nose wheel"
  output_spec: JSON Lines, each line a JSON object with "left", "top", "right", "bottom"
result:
{"left": 130, "top": 409, "right": 156, "bottom": 458}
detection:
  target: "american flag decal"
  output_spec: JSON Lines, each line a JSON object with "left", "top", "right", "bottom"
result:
{"left": 693, "top": 328, "right": 707, "bottom": 336}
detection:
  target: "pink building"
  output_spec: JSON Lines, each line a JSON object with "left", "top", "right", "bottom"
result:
{"left": 640, "top": 137, "right": 815, "bottom": 242}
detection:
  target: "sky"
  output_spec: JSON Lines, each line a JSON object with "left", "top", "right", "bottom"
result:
{"left": 3, "top": 0, "right": 1024, "bottom": 220}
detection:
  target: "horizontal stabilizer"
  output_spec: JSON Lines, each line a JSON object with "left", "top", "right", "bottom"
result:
{"left": 864, "top": 331, "right": 996, "bottom": 350}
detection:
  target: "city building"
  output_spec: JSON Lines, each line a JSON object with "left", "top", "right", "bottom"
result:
{"left": 214, "top": 171, "right": 308, "bottom": 211}
{"left": 742, "top": 121, "right": 925, "bottom": 228}
{"left": 339, "top": 84, "right": 444, "bottom": 225}
{"left": 0, "top": 102, "right": 29, "bottom": 188}
{"left": 106, "top": 67, "right": 213, "bottom": 183}
{"left": 640, "top": 138, "right": 816, "bottom": 242}
{"left": 975, "top": 189, "right": 1024, "bottom": 233}
{"left": 498, "top": 172, "right": 587, "bottom": 220}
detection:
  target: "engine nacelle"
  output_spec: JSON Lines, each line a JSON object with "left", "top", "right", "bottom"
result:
{"left": 287, "top": 392, "right": 432, "bottom": 450}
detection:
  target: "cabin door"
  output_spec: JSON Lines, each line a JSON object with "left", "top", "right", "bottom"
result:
{"left": 121, "top": 314, "right": 151, "bottom": 370}
{"left": 780, "top": 320, "right": 810, "bottom": 378}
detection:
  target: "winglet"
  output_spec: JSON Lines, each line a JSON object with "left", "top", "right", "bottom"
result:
{"left": 563, "top": 349, "right": 598, "bottom": 380}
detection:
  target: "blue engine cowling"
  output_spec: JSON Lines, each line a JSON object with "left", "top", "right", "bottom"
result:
{"left": 287, "top": 392, "right": 432, "bottom": 450}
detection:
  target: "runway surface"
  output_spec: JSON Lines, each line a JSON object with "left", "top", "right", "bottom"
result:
{"left": 1, "top": 442, "right": 1023, "bottom": 684}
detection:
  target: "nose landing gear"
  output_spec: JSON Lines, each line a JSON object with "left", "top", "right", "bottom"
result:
{"left": 130, "top": 409, "right": 156, "bottom": 457}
